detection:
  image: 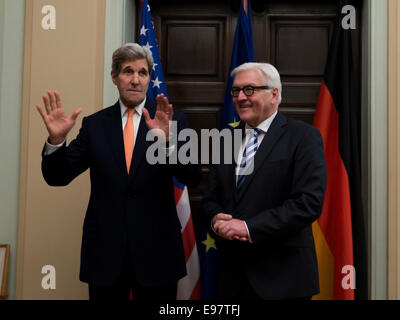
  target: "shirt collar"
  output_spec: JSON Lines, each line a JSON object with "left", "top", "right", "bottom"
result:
{"left": 119, "top": 97, "right": 147, "bottom": 118}
{"left": 245, "top": 109, "right": 278, "bottom": 134}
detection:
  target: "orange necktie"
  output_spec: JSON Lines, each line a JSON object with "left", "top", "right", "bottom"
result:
{"left": 124, "top": 108, "right": 135, "bottom": 173}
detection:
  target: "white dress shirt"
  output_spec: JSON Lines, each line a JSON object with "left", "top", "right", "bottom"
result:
{"left": 235, "top": 110, "right": 278, "bottom": 181}
{"left": 120, "top": 98, "right": 146, "bottom": 143}
{"left": 236, "top": 110, "right": 278, "bottom": 243}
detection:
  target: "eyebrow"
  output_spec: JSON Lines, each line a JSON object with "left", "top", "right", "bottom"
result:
{"left": 232, "top": 82, "right": 259, "bottom": 86}
{"left": 122, "top": 66, "right": 148, "bottom": 74}
{"left": 122, "top": 66, "right": 132, "bottom": 72}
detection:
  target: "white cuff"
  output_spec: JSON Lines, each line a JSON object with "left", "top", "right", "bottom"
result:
{"left": 44, "top": 139, "right": 65, "bottom": 156}
{"left": 160, "top": 142, "right": 176, "bottom": 157}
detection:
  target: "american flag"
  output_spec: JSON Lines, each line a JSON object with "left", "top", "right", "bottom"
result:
{"left": 139, "top": 0, "right": 201, "bottom": 300}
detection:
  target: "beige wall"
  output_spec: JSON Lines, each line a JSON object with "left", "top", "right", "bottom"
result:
{"left": 17, "top": 0, "right": 105, "bottom": 299}
{"left": 388, "top": 0, "right": 400, "bottom": 300}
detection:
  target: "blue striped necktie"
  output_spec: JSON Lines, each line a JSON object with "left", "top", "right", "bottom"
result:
{"left": 237, "top": 128, "right": 261, "bottom": 190}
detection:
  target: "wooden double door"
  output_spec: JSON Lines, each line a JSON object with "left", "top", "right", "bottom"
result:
{"left": 136, "top": 0, "right": 362, "bottom": 243}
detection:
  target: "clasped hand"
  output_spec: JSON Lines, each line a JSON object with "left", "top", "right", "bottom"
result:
{"left": 212, "top": 213, "right": 249, "bottom": 242}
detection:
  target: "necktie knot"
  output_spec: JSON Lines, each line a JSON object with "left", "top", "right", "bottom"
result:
{"left": 127, "top": 108, "right": 134, "bottom": 119}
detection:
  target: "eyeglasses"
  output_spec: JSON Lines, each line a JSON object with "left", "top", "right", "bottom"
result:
{"left": 230, "top": 85, "right": 272, "bottom": 97}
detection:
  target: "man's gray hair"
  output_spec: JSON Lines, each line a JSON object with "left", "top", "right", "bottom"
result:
{"left": 231, "top": 62, "right": 282, "bottom": 106}
{"left": 111, "top": 43, "right": 154, "bottom": 76}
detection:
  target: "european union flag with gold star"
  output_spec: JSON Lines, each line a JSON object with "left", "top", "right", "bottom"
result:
{"left": 219, "top": 0, "right": 254, "bottom": 130}
{"left": 200, "top": 0, "right": 255, "bottom": 300}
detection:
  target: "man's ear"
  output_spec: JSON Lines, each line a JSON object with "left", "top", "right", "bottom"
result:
{"left": 111, "top": 72, "right": 117, "bottom": 85}
{"left": 272, "top": 88, "right": 279, "bottom": 102}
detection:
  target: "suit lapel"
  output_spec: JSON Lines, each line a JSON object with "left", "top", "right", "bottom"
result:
{"left": 103, "top": 101, "right": 129, "bottom": 177}
{"left": 236, "top": 111, "right": 288, "bottom": 201}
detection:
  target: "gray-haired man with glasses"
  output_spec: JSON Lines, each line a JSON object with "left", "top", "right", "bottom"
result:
{"left": 202, "top": 62, "right": 327, "bottom": 300}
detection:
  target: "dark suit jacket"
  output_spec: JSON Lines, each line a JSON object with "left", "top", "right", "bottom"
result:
{"left": 202, "top": 111, "right": 327, "bottom": 299}
{"left": 41, "top": 99, "right": 201, "bottom": 287}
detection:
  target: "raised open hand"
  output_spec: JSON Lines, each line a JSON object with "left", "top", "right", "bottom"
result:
{"left": 142, "top": 93, "right": 173, "bottom": 142}
{"left": 36, "top": 90, "right": 82, "bottom": 145}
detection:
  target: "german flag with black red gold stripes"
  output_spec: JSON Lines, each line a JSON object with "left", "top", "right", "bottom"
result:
{"left": 312, "top": 0, "right": 367, "bottom": 300}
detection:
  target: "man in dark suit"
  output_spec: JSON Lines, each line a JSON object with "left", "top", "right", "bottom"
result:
{"left": 36, "top": 43, "right": 201, "bottom": 300}
{"left": 202, "top": 62, "right": 327, "bottom": 300}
